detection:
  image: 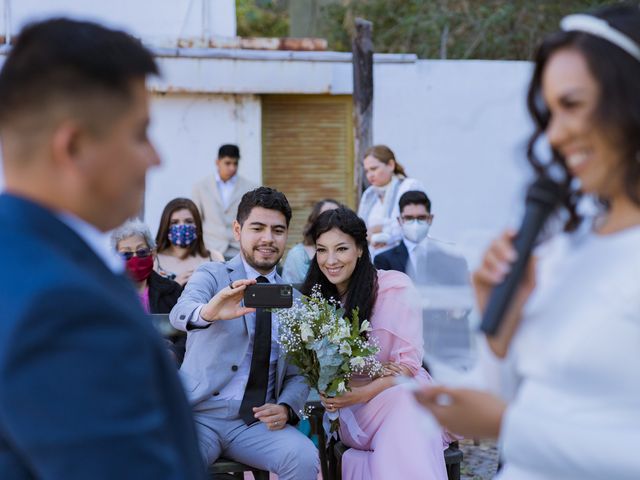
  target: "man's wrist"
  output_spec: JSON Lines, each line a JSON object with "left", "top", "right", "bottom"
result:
{"left": 200, "top": 303, "right": 216, "bottom": 322}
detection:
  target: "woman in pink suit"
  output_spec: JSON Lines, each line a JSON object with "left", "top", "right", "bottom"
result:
{"left": 301, "top": 207, "right": 447, "bottom": 480}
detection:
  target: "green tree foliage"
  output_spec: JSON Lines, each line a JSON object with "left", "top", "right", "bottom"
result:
{"left": 319, "top": 0, "right": 630, "bottom": 60}
{"left": 236, "top": 0, "right": 632, "bottom": 60}
{"left": 236, "top": 0, "right": 289, "bottom": 38}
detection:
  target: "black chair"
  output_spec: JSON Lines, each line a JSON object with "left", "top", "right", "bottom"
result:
{"left": 208, "top": 458, "right": 269, "bottom": 480}
{"left": 306, "top": 401, "right": 331, "bottom": 480}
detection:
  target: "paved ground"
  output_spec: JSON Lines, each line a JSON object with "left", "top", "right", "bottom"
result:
{"left": 459, "top": 439, "right": 500, "bottom": 480}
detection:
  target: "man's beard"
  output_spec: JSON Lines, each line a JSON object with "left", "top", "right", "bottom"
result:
{"left": 242, "top": 245, "right": 282, "bottom": 272}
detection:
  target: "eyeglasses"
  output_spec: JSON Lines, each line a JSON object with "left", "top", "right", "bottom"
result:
{"left": 119, "top": 248, "right": 152, "bottom": 261}
{"left": 401, "top": 215, "right": 433, "bottom": 223}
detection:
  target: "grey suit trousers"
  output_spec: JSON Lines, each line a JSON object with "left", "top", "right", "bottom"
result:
{"left": 193, "top": 399, "right": 319, "bottom": 480}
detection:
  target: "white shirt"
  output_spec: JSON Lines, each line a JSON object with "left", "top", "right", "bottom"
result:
{"left": 58, "top": 212, "right": 124, "bottom": 274}
{"left": 479, "top": 225, "right": 640, "bottom": 479}
{"left": 402, "top": 237, "right": 421, "bottom": 273}
{"left": 215, "top": 172, "right": 238, "bottom": 209}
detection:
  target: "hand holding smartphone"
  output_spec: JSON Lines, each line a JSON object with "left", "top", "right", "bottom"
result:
{"left": 243, "top": 283, "right": 293, "bottom": 308}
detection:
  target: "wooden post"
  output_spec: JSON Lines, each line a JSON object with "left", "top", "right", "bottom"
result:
{"left": 352, "top": 17, "right": 373, "bottom": 205}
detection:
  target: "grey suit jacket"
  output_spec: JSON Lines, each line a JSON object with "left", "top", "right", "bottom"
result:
{"left": 192, "top": 174, "right": 257, "bottom": 254}
{"left": 170, "top": 255, "right": 309, "bottom": 418}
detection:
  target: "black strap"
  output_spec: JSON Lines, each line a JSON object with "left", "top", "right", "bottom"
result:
{"left": 239, "top": 275, "right": 272, "bottom": 424}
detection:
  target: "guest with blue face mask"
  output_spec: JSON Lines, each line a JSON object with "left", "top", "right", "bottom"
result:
{"left": 155, "top": 198, "right": 224, "bottom": 286}
{"left": 168, "top": 223, "right": 198, "bottom": 247}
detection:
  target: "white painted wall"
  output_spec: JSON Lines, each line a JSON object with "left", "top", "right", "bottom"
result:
{"left": 0, "top": 0, "right": 236, "bottom": 43}
{"left": 374, "top": 60, "right": 535, "bottom": 267}
{"left": 146, "top": 93, "right": 261, "bottom": 233}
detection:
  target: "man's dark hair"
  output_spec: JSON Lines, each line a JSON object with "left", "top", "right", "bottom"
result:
{"left": 0, "top": 18, "right": 158, "bottom": 132}
{"left": 218, "top": 144, "right": 240, "bottom": 160}
{"left": 399, "top": 190, "right": 431, "bottom": 214}
{"left": 236, "top": 187, "right": 292, "bottom": 226}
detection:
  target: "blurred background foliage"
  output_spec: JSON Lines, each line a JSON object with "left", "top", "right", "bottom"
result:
{"left": 236, "top": 0, "right": 289, "bottom": 38}
{"left": 236, "top": 0, "right": 630, "bottom": 60}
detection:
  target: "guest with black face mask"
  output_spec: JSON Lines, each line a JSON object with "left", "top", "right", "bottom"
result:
{"left": 113, "top": 219, "right": 182, "bottom": 314}
{"left": 155, "top": 197, "right": 224, "bottom": 286}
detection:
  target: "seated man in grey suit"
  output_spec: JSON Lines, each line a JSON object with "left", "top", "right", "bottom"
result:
{"left": 374, "top": 190, "right": 469, "bottom": 284}
{"left": 170, "top": 187, "right": 319, "bottom": 479}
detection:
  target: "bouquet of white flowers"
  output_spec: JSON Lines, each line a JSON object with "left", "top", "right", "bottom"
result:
{"left": 277, "top": 286, "right": 384, "bottom": 432}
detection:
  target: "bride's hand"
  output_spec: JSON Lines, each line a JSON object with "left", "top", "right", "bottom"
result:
{"left": 414, "top": 385, "right": 505, "bottom": 438}
{"left": 320, "top": 388, "right": 367, "bottom": 411}
{"left": 473, "top": 229, "right": 536, "bottom": 357}
{"left": 382, "top": 362, "right": 412, "bottom": 377}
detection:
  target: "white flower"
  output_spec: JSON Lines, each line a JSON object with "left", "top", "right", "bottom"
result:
{"left": 359, "top": 320, "right": 371, "bottom": 333}
{"left": 339, "top": 343, "right": 352, "bottom": 355}
{"left": 337, "top": 381, "right": 346, "bottom": 393}
{"left": 350, "top": 357, "right": 365, "bottom": 369}
{"left": 338, "top": 324, "right": 351, "bottom": 339}
{"left": 300, "top": 323, "right": 314, "bottom": 342}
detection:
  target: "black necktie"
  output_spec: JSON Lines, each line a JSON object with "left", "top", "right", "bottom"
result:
{"left": 239, "top": 275, "right": 272, "bottom": 424}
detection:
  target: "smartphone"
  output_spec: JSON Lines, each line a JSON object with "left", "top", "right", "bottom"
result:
{"left": 244, "top": 283, "right": 293, "bottom": 308}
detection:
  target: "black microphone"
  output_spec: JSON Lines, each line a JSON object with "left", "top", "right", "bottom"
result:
{"left": 480, "top": 176, "right": 566, "bottom": 336}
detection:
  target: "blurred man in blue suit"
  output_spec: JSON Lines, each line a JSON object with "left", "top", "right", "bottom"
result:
{"left": 0, "top": 19, "right": 205, "bottom": 479}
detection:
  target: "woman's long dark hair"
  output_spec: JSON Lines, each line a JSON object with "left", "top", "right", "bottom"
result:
{"left": 526, "top": 4, "right": 640, "bottom": 231}
{"left": 155, "top": 197, "right": 210, "bottom": 259}
{"left": 301, "top": 207, "right": 378, "bottom": 325}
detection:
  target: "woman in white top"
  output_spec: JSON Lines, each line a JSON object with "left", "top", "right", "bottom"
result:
{"left": 357, "top": 145, "right": 425, "bottom": 256}
{"left": 154, "top": 198, "right": 224, "bottom": 286}
{"left": 416, "top": 5, "right": 640, "bottom": 479}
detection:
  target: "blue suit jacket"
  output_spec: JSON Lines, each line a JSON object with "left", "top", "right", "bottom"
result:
{"left": 375, "top": 240, "right": 471, "bottom": 286}
{"left": 374, "top": 241, "right": 409, "bottom": 273}
{"left": 0, "top": 194, "right": 205, "bottom": 479}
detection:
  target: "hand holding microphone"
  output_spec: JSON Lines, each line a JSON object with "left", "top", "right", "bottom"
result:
{"left": 476, "top": 177, "right": 566, "bottom": 355}
{"left": 473, "top": 230, "right": 537, "bottom": 357}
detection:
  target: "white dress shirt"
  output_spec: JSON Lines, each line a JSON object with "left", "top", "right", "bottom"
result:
{"left": 215, "top": 172, "right": 238, "bottom": 210}
{"left": 402, "top": 237, "right": 421, "bottom": 273}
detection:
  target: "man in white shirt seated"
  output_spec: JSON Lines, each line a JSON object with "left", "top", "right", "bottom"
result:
{"left": 192, "top": 144, "right": 257, "bottom": 260}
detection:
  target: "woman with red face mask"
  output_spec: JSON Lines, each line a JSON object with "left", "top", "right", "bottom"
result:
{"left": 111, "top": 219, "right": 182, "bottom": 315}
